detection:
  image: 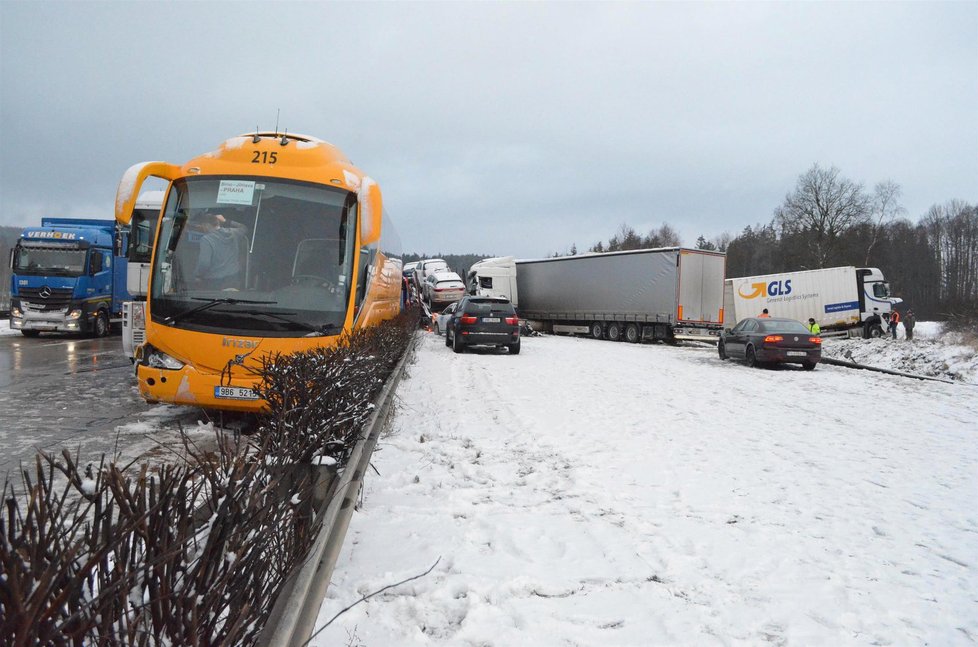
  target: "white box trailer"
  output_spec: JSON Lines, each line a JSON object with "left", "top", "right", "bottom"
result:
{"left": 475, "top": 248, "right": 725, "bottom": 342}
{"left": 723, "top": 266, "right": 902, "bottom": 337}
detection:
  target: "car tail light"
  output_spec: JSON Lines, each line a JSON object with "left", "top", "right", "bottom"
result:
{"left": 809, "top": 336, "right": 822, "bottom": 344}
{"left": 460, "top": 316, "right": 477, "bottom": 324}
{"left": 763, "top": 335, "right": 783, "bottom": 343}
{"left": 505, "top": 316, "right": 519, "bottom": 325}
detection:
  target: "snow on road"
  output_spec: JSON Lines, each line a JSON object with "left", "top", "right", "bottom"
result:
{"left": 313, "top": 331, "right": 977, "bottom": 646}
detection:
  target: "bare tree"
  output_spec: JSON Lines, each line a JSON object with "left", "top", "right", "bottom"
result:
{"left": 775, "top": 164, "right": 871, "bottom": 267}
{"left": 865, "top": 180, "right": 905, "bottom": 264}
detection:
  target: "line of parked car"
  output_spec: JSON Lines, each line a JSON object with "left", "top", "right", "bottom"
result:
{"left": 405, "top": 260, "right": 823, "bottom": 369}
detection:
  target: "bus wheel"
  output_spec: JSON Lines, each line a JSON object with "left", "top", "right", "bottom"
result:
{"left": 94, "top": 311, "right": 110, "bottom": 337}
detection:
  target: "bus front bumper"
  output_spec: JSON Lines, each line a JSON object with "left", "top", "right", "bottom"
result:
{"left": 135, "top": 362, "right": 269, "bottom": 413}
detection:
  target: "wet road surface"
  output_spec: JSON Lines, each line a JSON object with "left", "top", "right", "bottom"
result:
{"left": 0, "top": 332, "right": 203, "bottom": 484}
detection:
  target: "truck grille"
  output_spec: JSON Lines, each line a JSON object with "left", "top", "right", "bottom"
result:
{"left": 19, "top": 286, "right": 74, "bottom": 311}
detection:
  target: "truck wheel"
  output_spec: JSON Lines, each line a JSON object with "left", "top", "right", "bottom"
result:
{"left": 607, "top": 322, "right": 622, "bottom": 341}
{"left": 21, "top": 330, "right": 41, "bottom": 338}
{"left": 590, "top": 322, "right": 603, "bottom": 339}
{"left": 746, "top": 345, "right": 759, "bottom": 368}
{"left": 870, "top": 325, "right": 885, "bottom": 338}
{"left": 718, "top": 340, "right": 728, "bottom": 360}
{"left": 624, "top": 323, "right": 640, "bottom": 343}
{"left": 94, "top": 310, "right": 110, "bottom": 337}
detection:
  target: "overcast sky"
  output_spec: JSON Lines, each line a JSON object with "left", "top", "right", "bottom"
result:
{"left": 1, "top": 2, "right": 975, "bottom": 258}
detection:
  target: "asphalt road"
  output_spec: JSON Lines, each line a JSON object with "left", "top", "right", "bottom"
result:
{"left": 0, "top": 331, "right": 200, "bottom": 484}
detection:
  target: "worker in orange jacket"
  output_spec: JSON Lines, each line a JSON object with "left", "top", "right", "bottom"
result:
{"left": 888, "top": 309, "right": 901, "bottom": 339}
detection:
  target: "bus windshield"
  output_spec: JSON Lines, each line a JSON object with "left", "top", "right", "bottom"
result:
{"left": 13, "top": 242, "right": 88, "bottom": 276}
{"left": 150, "top": 176, "right": 359, "bottom": 336}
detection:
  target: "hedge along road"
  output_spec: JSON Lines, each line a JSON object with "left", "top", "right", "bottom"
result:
{"left": 0, "top": 328, "right": 202, "bottom": 485}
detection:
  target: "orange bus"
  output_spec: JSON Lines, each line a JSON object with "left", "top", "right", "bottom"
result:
{"left": 114, "top": 132, "right": 403, "bottom": 412}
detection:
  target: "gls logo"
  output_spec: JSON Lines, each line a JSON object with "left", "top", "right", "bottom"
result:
{"left": 738, "top": 279, "right": 793, "bottom": 299}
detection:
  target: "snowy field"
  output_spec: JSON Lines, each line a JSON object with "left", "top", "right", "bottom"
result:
{"left": 313, "top": 330, "right": 977, "bottom": 646}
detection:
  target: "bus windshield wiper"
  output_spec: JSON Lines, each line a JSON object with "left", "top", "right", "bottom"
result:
{"left": 233, "top": 310, "right": 342, "bottom": 336}
{"left": 162, "top": 298, "right": 278, "bottom": 325}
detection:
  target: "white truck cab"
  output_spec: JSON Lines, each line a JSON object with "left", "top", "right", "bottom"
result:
{"left": 466, "top": 256, "right": 518, "bottom": 306}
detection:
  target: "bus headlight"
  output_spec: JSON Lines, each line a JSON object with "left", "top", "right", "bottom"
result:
{"left": 67, "top": 309, "right": 82, "bottom": 320}
{"left": 146, "top": 347, "right": 185, "bottom": 370}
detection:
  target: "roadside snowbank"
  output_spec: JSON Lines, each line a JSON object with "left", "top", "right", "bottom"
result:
{"left": 313, "top": 332, "right": 977, "bottom": 646}
{"left": 822, "top": 321, "right": 978, "bottom": 384}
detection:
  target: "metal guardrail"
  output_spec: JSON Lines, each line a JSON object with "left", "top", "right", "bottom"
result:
{"left": 258, "top": 333, "right": 417, "bottom": 647}
{"left": 820, "top": 356, "right": 959, "bottom": 384}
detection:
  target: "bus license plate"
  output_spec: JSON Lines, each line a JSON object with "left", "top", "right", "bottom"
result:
{"left": 787, "top": 351, "right": 807, "bottom": 357}
{"left": 214, "top": 386, "right": 259, "bottom": 400}
{"left": 482, "top": 317, "right": 500, "bottom": 323}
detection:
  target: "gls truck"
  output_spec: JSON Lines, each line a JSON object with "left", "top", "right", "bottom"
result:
{"left": 9, "top": 218, "right": 130, "bottom": 337}
{"left": 723, "top": 266, "right": 902, "bottom": 338}
{"left": 468, "top": 248, "right": 726, "bottom": 342}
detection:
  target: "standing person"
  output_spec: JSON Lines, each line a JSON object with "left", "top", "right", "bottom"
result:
{"left": 807, "top": 317, "right": 821, "bottom": 335}
{"left": 903, "top": 309, "right": 916, "bottom": 340}
{"left": 758, "top": 308, "right": 770, "bottom": 318}
{"left": 888, "top": 309, "right": 901, "bottom": 339}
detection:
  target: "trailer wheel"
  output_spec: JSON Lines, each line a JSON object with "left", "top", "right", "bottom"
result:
{"left": 607, "top": 322, "right": 623, "bottom": 341}
{"left": 590, "top": 322, "right": 604, "bottom": 339}
{"left": 624, "top": 323, "right": 640, "bottom": 343}
{"left": 93, "top": 310, "right": 110, "bottom": 338}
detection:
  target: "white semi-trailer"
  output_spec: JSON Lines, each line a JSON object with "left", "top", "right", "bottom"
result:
{"left": 723, "top": 266, "right": 902, "bottom": 338}
{"left": 469, "top": 248, "right": 726, "bottom": 343}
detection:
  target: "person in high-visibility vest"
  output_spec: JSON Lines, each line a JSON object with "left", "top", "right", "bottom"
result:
{"left": 889, "top": 309, "right": 901, "bottom": 339}
{"left": 807, "top": 317, "right": 821, "bottom": 335}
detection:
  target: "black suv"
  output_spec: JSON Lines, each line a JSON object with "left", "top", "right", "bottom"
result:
{"left": 445, "top": 296, "right": 520, "bottom": 354}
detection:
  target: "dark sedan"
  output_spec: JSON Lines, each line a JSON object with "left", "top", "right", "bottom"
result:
{"left": 445, "top": 296, "right": 520, "bottom": 354}
{"left": 718, "top": 317, "right": 821, "bottom": 370}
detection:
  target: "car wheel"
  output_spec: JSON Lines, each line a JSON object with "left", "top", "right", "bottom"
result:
{"left": 802, "top": 361, "right": 816, "bottom": 371}
{"left": 607, "top": 322, "right": 622, "bottom": 341}
{"left": 509, "top": 338, "right": 521, "bottom": 355}
{"left": 452, "top": 331, "right": 465, "bottom": 354}
{"left": 590, "top": 322, "right": 603, "bottom": 339}
{"left": 718, "top": 340, "right": 728, "bottom": 360}
{"left": 445, "top": 328, "right": 452, "bottom": 347}
{"left": 94, "top": 310, "right": 110, "bottom": 338}
{"left": 624, "top": 323, "right": 640, "bottom": 343}
{"left": 21, "top": 330, "right": 41, "bottom": 338}
{"left": 746, "top": 345, "right": 759, "bottom": 368}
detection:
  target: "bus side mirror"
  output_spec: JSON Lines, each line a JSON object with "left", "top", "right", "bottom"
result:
{"left": 115, "top": 162, "right": 181, "bottom": 226}
{"left": 358, "top": 177, "right": 383, "bottom": 246}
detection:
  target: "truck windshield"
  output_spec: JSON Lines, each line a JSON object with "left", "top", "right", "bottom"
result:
{"left": 872, "top": 283, "right": 891, "bottom": 298}
{"left": 150, "top": 176, "right": 358, "bottom": 336}
{"left": 13, "top": 243, "right": 88, "bottom": 276}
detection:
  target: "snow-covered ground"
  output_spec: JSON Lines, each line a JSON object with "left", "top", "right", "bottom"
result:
{"left": 313, "top": 330, "right": 977, "bottom": 646}
{"left": 0, "top": 319, "right": 19, "bottom": 336}
{"left": 821, "top": 322, "right": 978, "bottom": 384}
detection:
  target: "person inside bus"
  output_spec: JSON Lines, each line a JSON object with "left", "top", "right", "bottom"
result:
{"left": 195, "top": 213, "right": 248, "bottom": 290}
